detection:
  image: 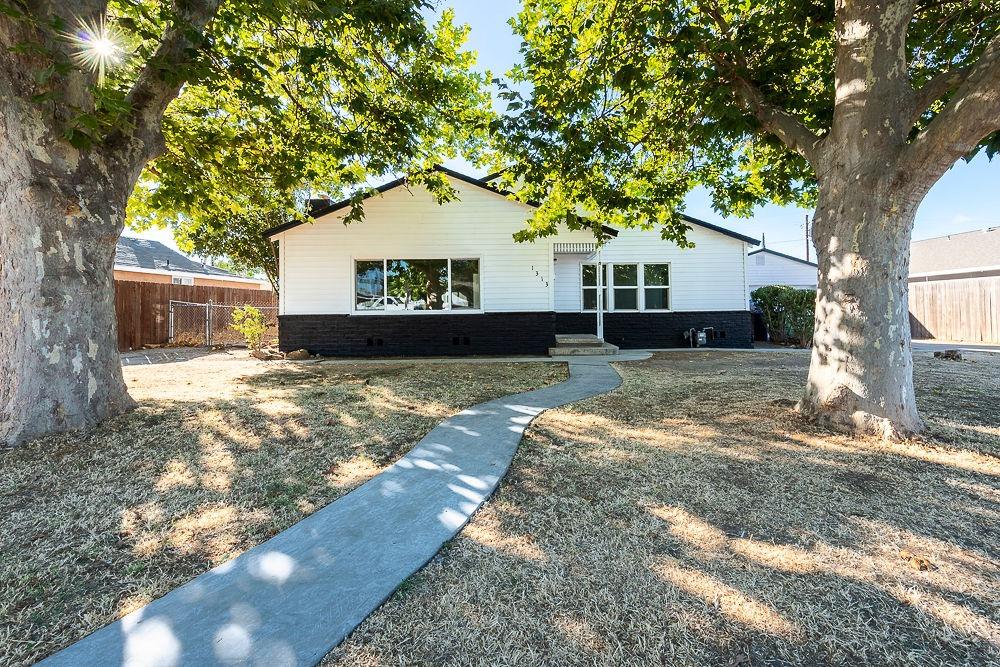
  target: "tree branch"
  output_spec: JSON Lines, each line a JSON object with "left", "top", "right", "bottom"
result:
{"left": 695, "top": 1, "right": 824, "bottom": 164}
{"left": 900, "top": 30, "right": 1000, "bottom": 188}
{"left": 906, "top": 65, "right": 972, "bottom": 128}
{"left": 104, "top": 0, "right": 222, "bottom": 163}
{"left": 725, "top": 72, "right": 826, "bottom": 165}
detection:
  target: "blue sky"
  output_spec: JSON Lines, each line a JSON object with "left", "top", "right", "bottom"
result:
{"left": 132, "top": 1, "right": 998, "bottom": 259}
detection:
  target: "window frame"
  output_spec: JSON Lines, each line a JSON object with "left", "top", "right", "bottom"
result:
{"left": 642, "top": 263, "right": 671, "bottom": 312}
{"left": 580, "top": 263, "right": 609, "bottom": 312}
{"left": 611, "top": 263, "right": 639, "bottom": 312}
{"left": 351, "top": 256, "right": 484, "bottom": 315}
{"left": 580, "top": 262, "right": 671, "bottom": 313}
{"left": 171, "top": 275, "right": 194, "bottom": 286}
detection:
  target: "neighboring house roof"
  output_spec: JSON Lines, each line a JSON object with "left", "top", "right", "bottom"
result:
{"left": 115, "top": 237, "right": 239, "bottom": 278}
{"left": 748, "top": 247, "right": 818, "bottom": 267}
{"left": 263, "top": 166, "right": 760, "bottom": 246}
{"left": 910, "top": 227, "right": 1000, "bottom": 277}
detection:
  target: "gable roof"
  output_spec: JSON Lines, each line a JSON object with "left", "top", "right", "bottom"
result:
{"left": 263, "top": 166, "right": 759, "bottom": 246}
{"left": 115, "top": 237, "right": 239, "bottom": 278}
{"left": 910, "top": 227, "right": 1000, "bottom": 276}
{"left": 684, "top": 215, "right": 759, "bottom": 245}
{"left": 748, "top": 247, "right": 817, "bottom": 267}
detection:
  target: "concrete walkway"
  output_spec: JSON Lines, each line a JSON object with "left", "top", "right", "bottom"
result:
{"left": 40, "top": 354, "right": 647, "bottom": 667}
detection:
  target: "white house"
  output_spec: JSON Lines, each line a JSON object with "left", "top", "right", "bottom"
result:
{"left": 746, "top": 247, "right": 818, "bottom": 293}
{"left": 265, "top": 167, "right": 759, "bottom": 356}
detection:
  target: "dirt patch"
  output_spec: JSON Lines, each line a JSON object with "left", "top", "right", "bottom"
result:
{"left": 327, "top": 351, "right": 1000, "bottom": 667}
{"left": 0, "top": 352, "right": 567, "bottom": 666}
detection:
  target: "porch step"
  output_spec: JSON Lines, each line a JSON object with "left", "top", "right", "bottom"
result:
{"left": 554, "top": 334, "right": 605, "bottom": 347}
{"left": 550, "top": 334, "right": 619, "bottom": 356}
{"left": 548, "top": 343, "right": 620, "bottom": 356}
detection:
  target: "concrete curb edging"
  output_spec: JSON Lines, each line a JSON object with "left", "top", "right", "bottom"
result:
{"left": 39, "top": 355, "right": 646, "bottom": 667}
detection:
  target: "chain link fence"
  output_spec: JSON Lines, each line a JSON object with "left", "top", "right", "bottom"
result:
{"left": 168, "top": 300, "right": 279, "bottom": 348}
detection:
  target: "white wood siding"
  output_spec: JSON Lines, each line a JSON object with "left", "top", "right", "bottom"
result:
{"left": 552, "top": 227, "right": 750, "bottom": 312}
{"left": 277, "top": 175, "right": 751, "bottom": 314}
{"left": 746, "top": 251, "right": 818, "bottom": 292}
{"left": 277, "top": 178, "right": 551, "bottom": 314}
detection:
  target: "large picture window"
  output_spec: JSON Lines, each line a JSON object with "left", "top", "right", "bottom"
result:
{"left": 355, "top": 260, "right": 386, "bottom": 311}
{"left": 582, "top": 262, "right": 670, "bottom": 312}
{"left": 355, "top": 258, "right": 481, "bottom": 312}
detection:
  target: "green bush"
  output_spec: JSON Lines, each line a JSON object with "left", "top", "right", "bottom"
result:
{"left": 230, "top": 305, "right": 267, "bottom": 351}
{"left": 751, "top": 285, "right": 816, "bottom": 347}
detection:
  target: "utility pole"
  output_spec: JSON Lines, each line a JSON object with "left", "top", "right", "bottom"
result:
{"left": 804, "top": 215, "right": 811, "bottom": 262}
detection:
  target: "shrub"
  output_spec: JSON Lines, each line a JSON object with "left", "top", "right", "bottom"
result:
{"left": 751, "top": 285, "right": 816, "bottom": 347}
{"left": 230, "top": 305, "right": 267, "bottom": 351}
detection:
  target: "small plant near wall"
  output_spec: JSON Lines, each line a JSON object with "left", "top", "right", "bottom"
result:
{"left": 230, "top": 306, "right": 267, "bottom": 352}
{"left": 752, "top": 286, "right": 816, "bottom": 347}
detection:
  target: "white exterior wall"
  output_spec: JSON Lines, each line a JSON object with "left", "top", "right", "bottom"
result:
{"left": 552, "top": 227, "right": 750, "bottom": 312}
{"left": 277, "top": 178, "right": 551, "bottom": 315}
{"left": 276, "top": 175, "right": 751, "bottom": 315}
{"left": 746, "top": 251, "right": 818, "bottom": 292}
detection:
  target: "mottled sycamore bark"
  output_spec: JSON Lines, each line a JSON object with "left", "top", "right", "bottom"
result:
{"left": 727, "top": 0, "right": 1000, "bottom": 437}
{"left": 0, "top": 99, "right": 138, "bottom": 444}
{"left": 0, "top": 1, "right": 221, "bottom": 446}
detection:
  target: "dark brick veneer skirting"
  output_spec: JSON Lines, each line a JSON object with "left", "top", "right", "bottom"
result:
{"left": 278, "top": 312, "right": 557, "bottom": 356}
{"left": 279, "top": 310, "right": 753, "bottom": 356}
{"left": 556, "top": 311, "right": 753, "bottom": 349}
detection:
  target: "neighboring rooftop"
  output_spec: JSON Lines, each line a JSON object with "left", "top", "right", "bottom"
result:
{"left": 115, "top": 237, "right": 237, "bottom": 277}
{"left": 748, "top": 247, "right": 817, "bottom": 267}
{"left": 910, "top": 227, "right": 1000, "bottom": 276}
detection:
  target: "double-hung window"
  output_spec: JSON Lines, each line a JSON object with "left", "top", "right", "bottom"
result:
{"left": 354, "top": 258, "right": 481, "bottom": 312}
{"left": 581, "top": 262, "right": 670, "bottom": 312}
{"left": 612, "top": 264, "right": 639, "bottom": 310}
{"left": 643, "top": 264, "right": 670, "bottom": 310}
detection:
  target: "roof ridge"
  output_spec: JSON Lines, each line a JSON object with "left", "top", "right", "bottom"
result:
{"left": 912, "top": 226, "right": 1000, "bottom": 244}
{"left": 264, "top": 166, "right": 758, "bottom": 246}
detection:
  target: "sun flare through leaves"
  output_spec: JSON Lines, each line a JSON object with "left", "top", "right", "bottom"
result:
{"left": 65, "top": 16, "right": 124, "bottom": 85}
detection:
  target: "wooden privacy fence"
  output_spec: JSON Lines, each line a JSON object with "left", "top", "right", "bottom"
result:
{"left": 909, "top": 276, "right": 1000, "bottom": 344}
{"left": 115, "top": 280, "right": 277, "bottom": 351}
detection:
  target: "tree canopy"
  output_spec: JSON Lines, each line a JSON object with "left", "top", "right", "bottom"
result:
{"left": 124, "top": 5, "right": 491, "bottom": 271}
{"left": 492, "top": 0, "right": 999, "bottom": 242}
{"left": 0, "top": 0, "right": 494, "bottom": 446}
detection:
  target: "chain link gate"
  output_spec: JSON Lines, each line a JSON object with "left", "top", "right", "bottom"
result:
{"left": 168, "top": 300, "right": 279, "bottom": 347}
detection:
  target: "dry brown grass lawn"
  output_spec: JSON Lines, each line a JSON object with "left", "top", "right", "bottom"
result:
{"left": 0, "top": 352, "right": 567, "bottom": 666}
{"left": 327, "top": 351, "right": 1000, "bottom": 667}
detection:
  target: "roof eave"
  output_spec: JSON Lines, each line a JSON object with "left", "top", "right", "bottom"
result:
{"left": 747, "top": 247, "right": 817, "bottom": 266}
{"left": 681, "top": 214, "right": 760, "bottom": 246}
{"left": 261, "top": 169, "right": 751, "bottom": 247}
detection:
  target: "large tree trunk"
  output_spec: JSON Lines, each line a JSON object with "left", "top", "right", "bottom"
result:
{"left": 0, "top": 0, "right": 222, "bottom": 447}
{"left": 0, "top": 108, "right": 137, "bottom": 447}
{"left": 799, "top": 174, "right": 923, "bottom": 438}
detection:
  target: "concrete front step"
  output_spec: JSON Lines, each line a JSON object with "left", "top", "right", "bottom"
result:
{"left": 554, "top": 333, "right": 605, "bottom": 347}
{"left": 549, "top": 343, "right": 620, "bottom": 356}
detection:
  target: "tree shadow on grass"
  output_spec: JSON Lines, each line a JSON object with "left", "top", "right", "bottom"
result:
{"left": 0, "top": 359, "right": 565, "bottom": 666}
{"left": 328, "top": 352, "right": 999, "bottom": 667}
